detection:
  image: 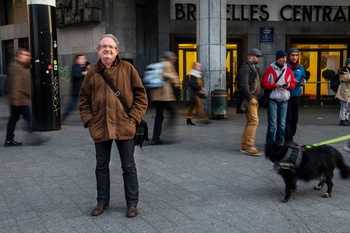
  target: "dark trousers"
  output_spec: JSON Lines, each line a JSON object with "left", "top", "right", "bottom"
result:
{"left": 152, "top": 101, "right": 177, "bottom": 140}
{"left": 6, "top": 105, "right": 32, "bottom": 141}
{"left": 285, "top": 96, "right": 299, "bottom": 142}
{"left": 62, "top": 95, "right": 79, "bottom": 120}
{"left": 94, "top": 139, "right": 138, "bottom": 207}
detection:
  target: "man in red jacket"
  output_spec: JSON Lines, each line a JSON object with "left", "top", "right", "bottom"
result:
{"left": 261, "top": 50, "right": 296, "bottom": 146}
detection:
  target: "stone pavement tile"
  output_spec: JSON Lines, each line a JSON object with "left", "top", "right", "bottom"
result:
{"left": 0, "top": 227, "right": 21, "bottom": 233}
{"left": 2, "top": 96, "right": 350, "bottom": 232}
{"left": 16, "top": 217, "right": 47, "bottom": 233}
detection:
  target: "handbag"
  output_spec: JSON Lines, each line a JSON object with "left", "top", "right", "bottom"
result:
{"left": 259, "top": 69, "right": 285, "bottom": 108}
{"left": 258, "top": 90, "right": 271, "bottom": 108}
{"left": 197, "top": 92, "right": 207, "bottom": 99}
{"left": 232, "top": 89, "right": 244, "bottom": 105}
{"left": 99, "top": 70, "right": 149, "bottom": 148}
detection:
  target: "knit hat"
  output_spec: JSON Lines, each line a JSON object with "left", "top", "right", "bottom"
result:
{"left": 345, "top": 58, "right": 350, "bottom": 66}
{"left": 287, "top": 48, "right": 299, "bottom": 57}
{"left": 276, "top": 50, "right": 287, "bottom": 60}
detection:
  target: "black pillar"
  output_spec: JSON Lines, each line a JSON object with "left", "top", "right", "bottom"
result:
{"left": 27, "top": 1, "right": 61, "bottom": 131}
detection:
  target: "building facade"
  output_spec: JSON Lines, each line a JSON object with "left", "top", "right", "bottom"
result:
{"left": 1, "top": 0, "right": 350, "bottom": 106}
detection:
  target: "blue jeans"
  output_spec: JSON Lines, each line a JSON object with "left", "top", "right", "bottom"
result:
{"left": 62, "top": 95, "right": 79, "bottom": 120}
{"left": 339, "top": 100, "right": 350, "bottom": 121}
{"left": 266, "top": 99, "right": 288, "bottom": 145}
{"left": 94, "top": 139, "right": 138, "bottom": 207}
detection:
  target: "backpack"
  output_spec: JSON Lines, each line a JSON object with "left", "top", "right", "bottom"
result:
{"left": 143, "top": 62, "right": 165, "bottom": 89}
{"left": 330, "top": 74, "right": 340, "bottom": 92}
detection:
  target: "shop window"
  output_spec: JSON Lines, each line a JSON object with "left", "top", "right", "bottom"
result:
{"left": 178, "top": 43, "right": 238, "bottom": 103}
{"left": 3, "top": 0, "right": 27, "bottom": 24}
{"left": 292, "top": 43, "right": 347, "bottom": 103}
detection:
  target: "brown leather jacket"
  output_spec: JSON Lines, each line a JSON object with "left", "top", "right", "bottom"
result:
{"left": 7, "top": 61, "right": 32, "bottom": 106}
{"left": 79, "top": 55, "right": 148, "bottom": 142}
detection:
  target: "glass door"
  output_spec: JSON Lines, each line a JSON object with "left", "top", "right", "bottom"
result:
{"left": 293, "top": 44, "right": 347, "bottom": 105}
{"left": 178, "top": 43, "right": 238, "bottom": 106}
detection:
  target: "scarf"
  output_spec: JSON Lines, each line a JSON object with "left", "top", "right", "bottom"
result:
{"left": 289, "top": 60, "right": 299, "bottom": 70}
{"left": 189, "top": 69, "right": 202, "bottom": 78}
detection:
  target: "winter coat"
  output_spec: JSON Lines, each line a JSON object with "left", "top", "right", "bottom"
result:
{"left": 71, "top": 63, "right": 86, "bottom": 96}
{"left": 261, "top": 62, "right": 296, "bottom": 102}
{"left": 335, "top": 67, "right": 350, "bottom": 102}
{"left": 287, "top": 61, "right": 306, "bottom": 97}
{"left": 187, "top": 69, "right": 203, "bottom": 103}
{"left": 237, "top": 60, "right": 260, "bottom": 101}
{"left": 150, "top": 61, "right": 180, "bottom": 101}
{"left": 79, "top": 55, "right": 148, "bottom": 142}
{"left": 7, "top": 61, "right": 32, "bottom": 106}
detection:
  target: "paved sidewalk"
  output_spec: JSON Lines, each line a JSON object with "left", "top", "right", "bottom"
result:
{"left": 1, "top": 96, "right": 350, "bottom": 233}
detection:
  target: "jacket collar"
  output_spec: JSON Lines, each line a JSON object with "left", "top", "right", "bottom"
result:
{"left": 95, "top": 55, "right": 122, "bottom": 72}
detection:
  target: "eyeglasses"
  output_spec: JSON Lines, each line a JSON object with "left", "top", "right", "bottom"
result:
{"left": 99, "top": 45, "right": 117, "bottom": 50}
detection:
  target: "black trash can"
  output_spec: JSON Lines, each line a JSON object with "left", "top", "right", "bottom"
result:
{"left": 211, "top": 89, "right": 227, "bottom": 119}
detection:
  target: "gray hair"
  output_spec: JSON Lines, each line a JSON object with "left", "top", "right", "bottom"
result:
{"left": 97, "top": 34, "right": 119, "bottom": 49}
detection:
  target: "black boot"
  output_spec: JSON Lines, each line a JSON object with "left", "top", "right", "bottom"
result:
{"left": 339, "top": 120, "right": 350, "bottom": 126}
{"left": 186, "top": 118, "right": 195, "bottom": 125}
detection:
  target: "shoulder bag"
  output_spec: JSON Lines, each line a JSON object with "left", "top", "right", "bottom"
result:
{"left": 259, "top": 68, "right": 285, "bottom": 108}
{"left": 99, "top": 70, "right": 149, "bottom": 148}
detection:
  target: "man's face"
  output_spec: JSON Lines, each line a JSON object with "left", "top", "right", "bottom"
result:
{"left": 288, "top": 52, "right": 299, "bottom": 63}
{"left": 253, "top": 55, "right": 262, "bottom": 64}
{"left": 276, "top": 56, "right": 287, "bottom": 66}
{"left": 17, "top": 51, "right": 31, "bottom": 64}
{"left": 76, "top": 55, "right": 87, "bottom": 66}
{"left": 97, "top": 37, "right": 119, "bottom": 62}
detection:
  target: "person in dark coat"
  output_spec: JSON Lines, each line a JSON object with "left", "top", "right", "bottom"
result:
{"left": 237, "top": 48, "right": 262, "bottom": 156}
{"left": 4, "top": 48, "right": 32, "bottom": 147}
{"left": 186, "top": 62, "right": 209, "bottom": 125}
{"left": 61, "top": 54, "right": 87, "bottom": 124}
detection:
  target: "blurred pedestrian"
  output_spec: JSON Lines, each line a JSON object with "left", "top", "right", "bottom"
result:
{"left": 261, "top": 50, "right": 296, "bottom": 146}
{"left": 61, "top": 54, "right": 87, "bottom": 125}
{"left": 79, "top": 34, "right": 148, "bottom": 218}
{"left": 4, "top": 48, "right": 32, "bottom": 147}
{"left": 237, "top": 48, "right": 262, "bottom": 156}
{"left": 285, "top": 48, "right": 307, "bottom": 146}
{"left": 86, "top": 61, "right": 91, "bottom": 70}
{"left": 186, "top": 61, "right": 209, "bottom": 125}
{"left": 150, "top": 51, "right": 180, "bottom": 145}
{"left": 335, "top": 58, "right": 350, "bottom": 126}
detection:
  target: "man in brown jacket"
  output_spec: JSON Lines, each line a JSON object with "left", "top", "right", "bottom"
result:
{"left": 4, "top": 48, "right": 32, "bottom": 147}
{"left": 79, "top": 34, "right": 148, "bottom": 218}
{"left": 150, "top": 51, "right": 180, "bottom": 145}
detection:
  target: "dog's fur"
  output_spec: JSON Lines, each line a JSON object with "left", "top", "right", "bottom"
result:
{"left": 265, "top": 142, "right": 350, "bottom": 203}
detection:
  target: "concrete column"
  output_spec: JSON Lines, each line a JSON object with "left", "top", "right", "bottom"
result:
{"left": 197, "top": 0, "right": 227, "bottom": 117}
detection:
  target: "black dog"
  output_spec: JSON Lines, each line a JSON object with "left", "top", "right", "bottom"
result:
{"left": 265, "top": 142, "right": 350, "bottom": 203}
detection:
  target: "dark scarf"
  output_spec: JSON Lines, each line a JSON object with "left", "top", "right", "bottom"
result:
{"left": 275, "top": 62, "right": 284, "bottom": 69}
{"left": 289, "top": 60, "right": 299, "bottom": 70}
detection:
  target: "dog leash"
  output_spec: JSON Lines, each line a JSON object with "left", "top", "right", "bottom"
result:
{"left": 305, "top": 135, "right": 350, "bottom": 149}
